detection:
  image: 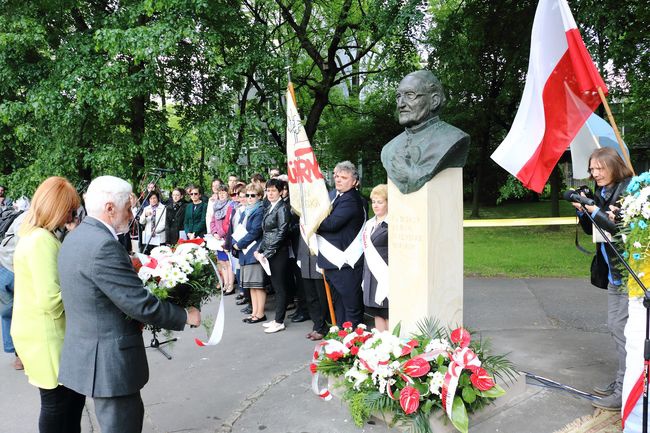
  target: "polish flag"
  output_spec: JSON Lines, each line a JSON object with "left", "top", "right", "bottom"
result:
{"left": 491, "top": 0, "right": 607, "bottom": 193}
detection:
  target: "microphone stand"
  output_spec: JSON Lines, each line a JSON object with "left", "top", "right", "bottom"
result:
{"left": 147, "top": 326, "right": 177, "bottom": 360}
{"left": 579, "top": 204, "right": 649, "bottom": 431}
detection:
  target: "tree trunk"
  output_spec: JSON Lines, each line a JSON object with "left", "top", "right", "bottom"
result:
{"left": 304, "top": 87, "right": 330, "bottom": 142}
{"left": 550, "top": 165, "right": 561, "bottom": 217}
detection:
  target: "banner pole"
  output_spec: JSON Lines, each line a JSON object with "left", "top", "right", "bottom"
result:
{"left": 322, "top": 272, "right": 336, "bottom": 326}
{"left": 597, "top": 87, "right": 635, "bottom": 174}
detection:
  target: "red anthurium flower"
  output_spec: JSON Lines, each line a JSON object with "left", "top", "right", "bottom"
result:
{"left": 470, "top": 367, "right": 495, "bottom": 391}
{"left": 338, "top": 330, "right": 348, "bottom": 338}
{"left": 403, "top": 357, "right": 431, "bottom": 378}
{"left": 326, "top": 351, "right": 344, "bottom": 361}
{"left": 309, "top": 363, "right": 318, "bottom": 373}
{"left": 177, "top": 238, "right": 204, "bottom": 246}
{"left": 145, "top": 256, "right": 158, "bottom": 269}
{"left": 399, "top": 386, "right": 420, "bottom": 415}
{"left": 342, "top": 321, "right": 353, "bottom": 329}
{"left": 131, "top": 257, "right": 143, "bottom": 272}
{"left": 450, "top": 327, "right": 471, "bottom": 348}
{"left": 408, "top": 339, "right": 419, "bottom": 348}
{"left": 350, "top": 346, "right": 359, "bottom": 355}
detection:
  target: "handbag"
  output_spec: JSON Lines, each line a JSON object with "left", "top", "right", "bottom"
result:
{"left": 590, "top": 251, "right": 609, "bottom": 289}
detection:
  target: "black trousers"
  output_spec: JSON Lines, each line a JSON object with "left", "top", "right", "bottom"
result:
{"left": 38, "top": 385, "right": 85, "bottom": 433}
{"left": 303, "top": 277, "right": 330, "bottom": 334}
{"left": 325, "top": 265, "right": 364, "bottom": 327}
{"left": 268, "top": 248, "right": 290, "bottom": 323}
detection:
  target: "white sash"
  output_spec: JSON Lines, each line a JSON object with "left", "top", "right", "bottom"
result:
{"left": 362, "top": 217, "right": 389, "bottom": 304}
{"left": 316, "top": 223, "right": 365, "bottom": 270}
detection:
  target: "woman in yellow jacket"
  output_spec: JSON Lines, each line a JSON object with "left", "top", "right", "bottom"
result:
{"left": 11, "top": 177, "right": 83, "bottom": 433}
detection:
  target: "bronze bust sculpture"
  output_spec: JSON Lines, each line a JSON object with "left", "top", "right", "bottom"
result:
{"left": 381, "top": 71, "right": 470, "bottom": 194}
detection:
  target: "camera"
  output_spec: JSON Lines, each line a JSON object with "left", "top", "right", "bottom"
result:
{"left": 575, "top": 185, "right": 594, "bottom": 200}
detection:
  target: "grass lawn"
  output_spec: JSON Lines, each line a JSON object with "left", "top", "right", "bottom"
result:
{"left": 463, "top": 201, "right": 593, "bottom": 278}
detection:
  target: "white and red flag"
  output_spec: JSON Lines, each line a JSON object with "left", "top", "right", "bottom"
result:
{"left": 491, "top": 0, "right": 607, "bottom": 193}
{"left": 285, "top": 83, "right": 330, "bottom": 251}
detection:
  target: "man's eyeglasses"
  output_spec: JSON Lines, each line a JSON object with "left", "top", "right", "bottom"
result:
{"left": 396, "top": 91, "right": 425, "bottom": 102}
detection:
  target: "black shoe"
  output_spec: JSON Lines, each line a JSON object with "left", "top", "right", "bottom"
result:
{"left": 288, "top": 311, "right": 299, "bottom": 319}
{"left": 235, "top": 294, "right": 244, "bottom": 300}
{"left": 285, "top": 303, "right": 296, "bottom": 311}
{"left": 240, "top": 305, "right": 252, "bottom": 314}
{"left": 248, "top": 315, "right": 267, "bottom": 324}
{"left": 223, "top": 290, "right": 235, "bottom": 296}
{"left": 291, "top": 314, "right": 309, "bottom": 323}
{"left": 236, "top": 298, "right": 248, "bottom": 306}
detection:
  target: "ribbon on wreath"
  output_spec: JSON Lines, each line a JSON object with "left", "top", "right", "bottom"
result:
{"left": 441, "top": 347, "right": 482, "bottom": 418}
{"left": 194, "top": 255, "right": 225, "bottom": 346}
{"left": 310, "top": 342, "right": 334, "bottom": 401}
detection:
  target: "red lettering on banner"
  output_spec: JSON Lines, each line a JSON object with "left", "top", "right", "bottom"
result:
{"left": 287, "top": 148, "right": 324, "bottom": 184}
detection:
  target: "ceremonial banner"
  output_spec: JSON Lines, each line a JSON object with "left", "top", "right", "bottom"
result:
{"left": 285, "top": 83, "right": 330, "bottom": 250}
{"left": 491, "top": 0, "right": 607, "bottom": 193}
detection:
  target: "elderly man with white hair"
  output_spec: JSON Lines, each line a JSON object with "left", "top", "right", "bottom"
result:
{"left": 57, "top": 175, "right": 200, "bottom": 433}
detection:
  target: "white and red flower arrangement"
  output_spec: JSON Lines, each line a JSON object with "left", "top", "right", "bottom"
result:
{"left": 132, "top": 239, "right": 221, "bottom": 310}
{"left": 310, "top": 319, "right": 515, "bottom": 433}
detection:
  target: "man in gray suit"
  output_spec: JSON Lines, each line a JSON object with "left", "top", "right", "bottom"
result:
{"left": 58, "top": 176, "right": 201, "bottom": 433}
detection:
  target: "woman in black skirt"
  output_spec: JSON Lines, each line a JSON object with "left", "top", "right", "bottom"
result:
{"left": 362, "top": 184, "right": 389, "bottom": 331}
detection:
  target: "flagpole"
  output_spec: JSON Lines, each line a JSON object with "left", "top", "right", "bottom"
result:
{"left": 286, "top": 77, "right": 337, "bottom": 326}
{"left": 322, "top": 274, "right": 337, "bottom": 325}
{"left": 597, "top": 87, "right": 635, "bottom": 174}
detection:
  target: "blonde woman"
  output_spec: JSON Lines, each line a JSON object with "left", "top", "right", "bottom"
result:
{"left": 362, "top": 184, "right": 389, "bottom": 331}
{"left": 11, "top": 177, "right": 84, "bottom": 433}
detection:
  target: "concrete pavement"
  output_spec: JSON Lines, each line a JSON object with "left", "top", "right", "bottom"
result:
{"left": 1, "top": 278, "right": 617, "bottom": 433}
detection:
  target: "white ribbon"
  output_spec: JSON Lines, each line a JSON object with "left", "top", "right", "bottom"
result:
{"left": 195, "top": 256, "right": 225, "bottom": 347}
{"left": 310, "top": 342, "right": 334, "bottom": 401}
{"left": 316, "top": 224, "right": 365, "bottom": 269}
{"left": 441, "top": 347, "right": 482, "bottom": 419}
{"left": 361, "top": 218, "right": 388, "bottom": 304}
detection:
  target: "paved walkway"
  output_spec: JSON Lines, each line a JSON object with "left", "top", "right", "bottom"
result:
{"left": 1, "top": 278, "right": 617, "bottom": 433}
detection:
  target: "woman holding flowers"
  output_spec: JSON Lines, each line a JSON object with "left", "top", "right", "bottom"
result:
{"left": 572, "top": 147, "right": 633, "bottom": 411}
{"left": 232, "top": 183, "right": 266, "bottom": 323}
{"left": 11, "top": 177, "right": 85, "bottom": 433}
{"left": 362, "top": 184, "right": 389, "bottom": 331}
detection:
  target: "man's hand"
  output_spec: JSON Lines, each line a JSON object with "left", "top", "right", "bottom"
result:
{"left": 186, "top": 307, "right": 201, "bottom": 327}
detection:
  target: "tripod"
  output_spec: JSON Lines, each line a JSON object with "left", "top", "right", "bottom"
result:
{"left": 579, "top": 204, "right": 649, "bottom": 432}
{"left": 146, "top": 327, "right": 177, "bottom": 360}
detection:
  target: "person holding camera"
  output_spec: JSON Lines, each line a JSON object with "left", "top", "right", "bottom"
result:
{"left": 572, "top": 147, "right": 633, "bottom": 411}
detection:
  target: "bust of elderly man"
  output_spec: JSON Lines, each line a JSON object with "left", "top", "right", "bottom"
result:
{"left": 381, "top": 71, "right": 470, "bottom": 194}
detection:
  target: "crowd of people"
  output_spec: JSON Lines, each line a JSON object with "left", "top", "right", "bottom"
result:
{"left": 0, "top": 160, "right": 390, "bottom": 433}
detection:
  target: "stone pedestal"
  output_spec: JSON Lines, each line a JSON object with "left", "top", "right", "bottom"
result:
{"left": 388, "top": 168, "right": 463, "bottom": 336}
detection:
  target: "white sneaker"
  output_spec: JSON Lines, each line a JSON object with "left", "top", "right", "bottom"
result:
{"left": 262, "top": 320, "right": 278, "bottom": 328}
{"left": 264, "top": 322, "right": 286, "bottom": 334}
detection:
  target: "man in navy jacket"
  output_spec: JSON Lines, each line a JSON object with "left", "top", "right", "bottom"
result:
{"left": 316, "top": 161, "right": 366, "bottom": 326}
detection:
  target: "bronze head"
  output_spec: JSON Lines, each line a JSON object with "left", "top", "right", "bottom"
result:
{"left": 396, "top": 71, "right": 446, "bottom": 127}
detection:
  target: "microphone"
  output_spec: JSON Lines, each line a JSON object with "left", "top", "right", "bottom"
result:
{"left": 563, "top": 189, "right": 595, "bottom": 206}
{"left": 151, "top": 167, "right": 176, "bottom": 173}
